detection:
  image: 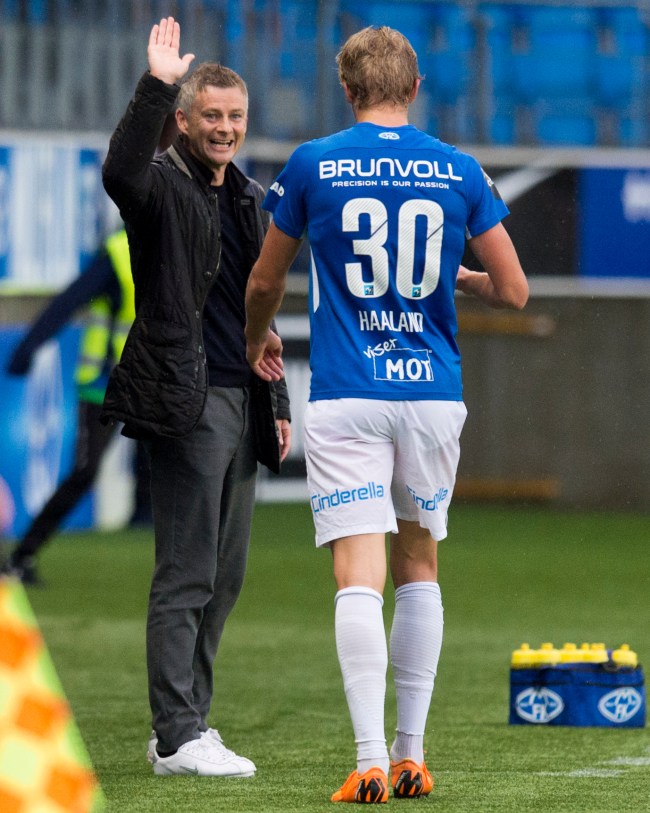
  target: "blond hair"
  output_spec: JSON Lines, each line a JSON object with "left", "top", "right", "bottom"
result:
{"left": 176, "top": 62, "right": 248, "bottom": 115}
{"left": 336, "top": 26, "right": 420, "bottom": 111}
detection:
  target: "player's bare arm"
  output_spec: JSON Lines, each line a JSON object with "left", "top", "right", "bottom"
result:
{"left": 245, "top": 223, "right": 302, "bottom": 380}
{"left": 148, "top": 16, "right": 195, "bottom": 85}
{"left": 246, "top": 330, "right": 284, "bottom": 382}
{"left": 459, "top": 223, "right": 528, "bottom": 310}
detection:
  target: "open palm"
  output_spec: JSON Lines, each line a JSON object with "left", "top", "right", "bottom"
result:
{"left": 148, "top": 16, "right": 195, "bottom": 85}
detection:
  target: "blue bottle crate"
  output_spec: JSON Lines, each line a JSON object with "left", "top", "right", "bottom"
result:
{"left": 509, "top": 663, "right": 646, "bottom": 728}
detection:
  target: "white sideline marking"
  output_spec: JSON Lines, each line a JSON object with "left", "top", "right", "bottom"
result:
{"left": 538, "top": 749, "right": 650, "bottom": 778}
{"left": 539, "top": 769, "right": 624, "bottom": 778}
{"left": 605, "top": 757, "right": 650, "bottom": 767}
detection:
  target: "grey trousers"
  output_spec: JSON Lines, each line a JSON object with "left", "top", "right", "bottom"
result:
{"left": 145, "top": 386, "right": 257, "bottom": 753}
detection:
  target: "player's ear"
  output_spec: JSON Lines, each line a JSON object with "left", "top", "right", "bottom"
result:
{"left": 408, "top": 77, "right": 421, "bottom": 104}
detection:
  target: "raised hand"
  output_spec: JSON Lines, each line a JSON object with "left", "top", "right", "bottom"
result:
{"left": 148, "top": 16, "right": 195, "bottom": 85}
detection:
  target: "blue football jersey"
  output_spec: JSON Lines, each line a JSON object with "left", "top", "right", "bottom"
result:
{"left": 263, "top": 122, "right": 509, "bottom": 402}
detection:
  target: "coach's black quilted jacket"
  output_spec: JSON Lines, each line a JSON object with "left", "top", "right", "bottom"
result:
{"left": 101, "top": 71, "right": 289, "bottom": 471}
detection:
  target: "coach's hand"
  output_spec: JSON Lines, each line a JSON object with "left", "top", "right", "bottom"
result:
{"left": 148, "top": 16, "right": 195, "bottom": 85}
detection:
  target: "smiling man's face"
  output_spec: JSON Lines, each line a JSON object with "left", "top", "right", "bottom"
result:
{"left": 176, "top": 85, "right": 248, "bottom": 185}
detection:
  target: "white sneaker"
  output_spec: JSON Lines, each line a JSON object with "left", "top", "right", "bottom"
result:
{"left": 150, "top": 731, "right": 256, "bottom": 777}
{"left": 147, "top": 728, "right": 230, "bottom": 764}
{"left": 147, "top": 730, "right": 157, "bottom": 764}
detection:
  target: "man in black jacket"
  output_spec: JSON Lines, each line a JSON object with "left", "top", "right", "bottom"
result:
{"left": 102, "top": 16, "right": 291, "bottom": 777}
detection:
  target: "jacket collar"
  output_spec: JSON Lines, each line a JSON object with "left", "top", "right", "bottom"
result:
{"left": 169, "top": 138, "right": 251, "bottom": 193}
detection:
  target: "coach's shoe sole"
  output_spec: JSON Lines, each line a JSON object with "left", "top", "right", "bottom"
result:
{"left": 391, "top": 758, "right": 434, "bottom": 798}
{"left": 331, "top": 767, "right": 388, "bottom": 803}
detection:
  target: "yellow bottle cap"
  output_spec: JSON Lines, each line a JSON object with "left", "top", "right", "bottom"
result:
{"left": 511, "top": 643, "right": 537, "bottom": 668}
{"left": 612, "top": 644, "right": 638, "bottom": 668}
{"left": 590, "top": 643, "right": 608, "bottom": 663}
{"left": 560, "top": 642, "right": 579, "bottom": 663}
{"left": 577, "top": 642, "right": 592, "bottom": 661}
{"left": 536, "top": 642, "right": 560, "bottom": 665}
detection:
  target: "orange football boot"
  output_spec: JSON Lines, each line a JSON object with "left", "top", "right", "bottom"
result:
{"left": 331, "top": 767, "right": 389, "bottom": 804}
{"left": 391, "top": 758, "right": 434, "bottom": 798}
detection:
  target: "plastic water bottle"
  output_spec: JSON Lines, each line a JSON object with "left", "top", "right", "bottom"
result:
{"left": 589, "top": 643, "right": 608, "bottom": 664}
{"left": 560, "top": 642, "right": 580, "bottom": 663}
{"left": 536, "top": 642, "right": 561, "bottom": 665}
{"left": 612, "top": 644, "right": 638, "bottom": 669}
{"left": 579, "top": 642, "right": 593, "bottom": 661}
{"left": 511, "top": 643, "right": 537, "bottom": 668}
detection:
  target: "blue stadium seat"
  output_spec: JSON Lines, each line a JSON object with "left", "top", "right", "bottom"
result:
{"left": 601, "top": 5, "right": 648, "bottom": 53}
{"left": 422, "top": 4, "right": 474, "bottom": 105}
{"left": 596, "top": 7, "right": 648, "bottom": 104}
{"left": 250, "top": 0, "right": 325, "bottom": 139}
{"left": 597, "top": 54, "right": 643, "bottom": 106}
{"left": 510, "top": 6, "right": 598, "bottom": 145}
{"left": 27, "top": 0, "right": 48, "bottom": 24}
{"left": 276, "top": 0, "right": 319, "bottom": 81}
{"left": 535, "top": 109, "right": 597, "bottom": 146}
{"left": 2, "top": 0, "right": 20, "bottom": 20}
{"left": 618, "top": 117, "right": 649, "bottom": 147}
{"left": 222, "top": 0, "right": 246, "bottom": 75}
{"left": 514, "top": 6, "right": 598, "bottom": 103}
{"left": 481, "top": 5, "right": 515, "bottom": 94}
{"left": 478, "top": 4, "right": 519, "bottom": 143}
{"left": 595, "top": 7, "right": 648, "bottom": 146}
{"left": 419, "top": 4, "right": 477, "bottom": 142}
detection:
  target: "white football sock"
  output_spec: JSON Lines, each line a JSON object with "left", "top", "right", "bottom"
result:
{"left": 389, "top": 581, "right": 443, "bottom": 764}
{"left": 335, "top": 586, "right": 389, "bottom": 776}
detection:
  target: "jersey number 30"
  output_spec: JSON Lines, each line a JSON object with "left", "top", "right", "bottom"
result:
{"left": 342, "top": 198, "right": 443, "bottom": 300}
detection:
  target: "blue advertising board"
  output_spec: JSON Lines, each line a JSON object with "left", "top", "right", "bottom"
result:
{"left": 0, "top": 137, "right": 115, "bottom": 291}
{"left": 0, "top": 324, "right": 93, "bottom": 540}
{"left": 579, "top": 168, "right": 650, "bottom": 278}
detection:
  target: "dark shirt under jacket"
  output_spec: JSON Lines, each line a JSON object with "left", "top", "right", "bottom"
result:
{"left": 205, "top": 175, "right": 254, "bottom": 388}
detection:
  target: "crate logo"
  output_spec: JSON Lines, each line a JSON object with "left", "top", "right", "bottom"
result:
{"left": 597, "top": 688, "right": 643, "bottom": 723}
{"left": 515, "top": 687, "right": 564, "bottom": 723}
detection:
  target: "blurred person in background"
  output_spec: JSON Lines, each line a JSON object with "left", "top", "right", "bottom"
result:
{"left": 101, "top": 17, "right": 291, "bottom": 778}
{"left": 0, "top": 476, "right": 16, "bottom": 541}
{"left": 245, "top": 25, "right": 527, "bottom": 803}
{"left": 0, "top": 226, "right": 147, "bottom": 586}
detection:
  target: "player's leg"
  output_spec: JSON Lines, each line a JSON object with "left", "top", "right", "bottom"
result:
{"left": 331, "top": 534, "right": 389, "bottom": 803}
{"left": 388, "top": 522, "right": 439, "bottom": 798}
{"left": 304, "top": 399, "right": 396, "bottom": 803}
{"left": 387, "top": 400, "right": 467, "bottom": 798}
{"left": 389, "top": 519, "right": 438, "bottom": 587}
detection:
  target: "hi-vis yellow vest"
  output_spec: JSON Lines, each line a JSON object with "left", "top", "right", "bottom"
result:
{"left": 74, "top": 229, "right": 135, "bottom": 396}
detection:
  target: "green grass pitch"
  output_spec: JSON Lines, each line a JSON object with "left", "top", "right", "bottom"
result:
{"left": 20, "top": 503, "right": 650, "bottom": 812}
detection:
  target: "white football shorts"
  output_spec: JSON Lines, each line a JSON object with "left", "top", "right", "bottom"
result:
{"left": 304, "top": 398, "right": 467, "bottom": 547}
